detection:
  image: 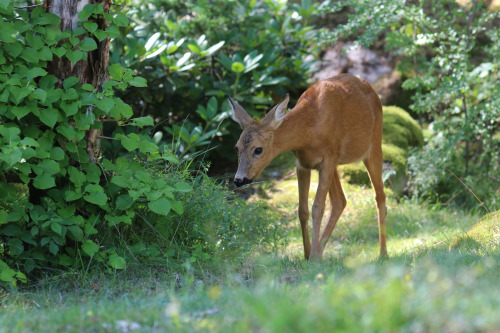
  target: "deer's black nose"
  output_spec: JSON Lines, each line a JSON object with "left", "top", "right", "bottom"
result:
{"left": 234, "top": 177, "right": 252, "bottom": 187}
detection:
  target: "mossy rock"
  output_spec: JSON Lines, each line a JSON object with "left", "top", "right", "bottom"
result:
{"left": 381, "top": 143, "right": 406, "bottom": 174}
{"left": 338, "top": 162, "right": 368, "bottom": 185}
{"left": 449, "top": 211, "right": 500, "bottom": 252}
{"left": 339, "top": 106, "right": 423, "bottom": 190}
{"left": 382, "top": 106, "right": 424, "bottom": 149}
{"left": 338, "top": 143, "right": 407, "bottom": 185}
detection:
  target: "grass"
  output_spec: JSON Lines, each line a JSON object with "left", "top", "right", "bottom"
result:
{"left": 1, "top": 162, "right": 499, "bottom": 332}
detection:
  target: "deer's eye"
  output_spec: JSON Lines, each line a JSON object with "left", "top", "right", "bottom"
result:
{"left": 254, "top": 147, "right": 263, "bottom": 155}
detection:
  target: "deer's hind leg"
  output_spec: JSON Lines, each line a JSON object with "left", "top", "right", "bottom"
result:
{"left": 363, "top": 146, "right": 388, "bottom": 257}
{"left": 297, "top": 165, "right": 312, "bottom": 260}
{"left": 319, "top": 168, "right": 346, "bottom": 253}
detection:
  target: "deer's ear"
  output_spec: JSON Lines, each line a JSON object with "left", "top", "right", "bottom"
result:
{"left": 229, "top": 97, "right": 253, "bottom": 129}
{"left": 262, "top": 94, "right": 289, "bottom": 129}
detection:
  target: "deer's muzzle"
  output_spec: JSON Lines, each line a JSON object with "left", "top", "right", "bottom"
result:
{"left": 234, "top": 177, "right": 252, "bottom": 187}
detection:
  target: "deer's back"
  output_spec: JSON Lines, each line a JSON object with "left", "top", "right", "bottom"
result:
{"left": 294, "top": 74, "right": 382, "bottom": 166}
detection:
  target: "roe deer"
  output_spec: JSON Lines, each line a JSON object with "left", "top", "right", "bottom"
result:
{"left": 229, "top": 73, "right": 387, "bottom": 260}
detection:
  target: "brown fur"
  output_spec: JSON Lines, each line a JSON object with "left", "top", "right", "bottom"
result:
{"left": 231, "top": 74, "right": 387, "bottom": 260}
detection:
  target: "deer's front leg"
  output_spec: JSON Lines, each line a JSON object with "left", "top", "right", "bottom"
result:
{"left": 297, "top": 165, "right": 311, "bottom": 260}
{"left": 310, "top": 162, "right": 335, "bottom": 260}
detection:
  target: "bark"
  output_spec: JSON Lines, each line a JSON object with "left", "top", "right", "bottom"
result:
{"left": 26, "top": 0, "right": 112, "bottom": 204}
{"left": 44, "top": 0, "right": 111, "bottom": 163}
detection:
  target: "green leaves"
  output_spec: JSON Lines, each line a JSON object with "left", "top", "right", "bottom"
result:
{"left": 0, "top": 0, "right": 14, "bottom": 16}
{"left": 83, "top": 21, "right": 98, "bottom": 33}
{"left": 67, "top": 225, "right": 83, "bottom": 241}
{"left": 84, "top": 191, "right": 108, "bottom": 205}
{"left": 0, "top": 126, "right": 23, "bottom": 167}
{"left": 27, "top": 68, "right": 48, "bottom": 81}
{"left": 118, "top": 133, "right": 140, "bottom": 151}
{"left": 21, "top": 47, "right": 39, "bottom": 63}
{"left": 0, "top": 126, "right": 20, "bottom": 143}
{"left": 108, "top": 255, "right": 126, "bottom": 269}
{"left": 33, "top": 173, "right": 56, "bottom": 189}
{"left": 39, "top": 108, "right": 59, "bottom": 128}
{"left": 60, "top": 101, "right": 79, "bottom": 116}
{"left": 83, "top": 184, "right": 108, "bottom": 206}
{"left": 32, "top": 88, "right": 47, "bottom": 103}
{"left": 63, "top": 76, "right": 80, "bottom": 89}
{"left": 82, "top": 240, "right": 99, "bottom": 257}
{"left": 52, "top": 47, "right": 66, "bottom": 58}
{"left": 148, "top": 197, "right": 171, "bottom": 216}
{"left": 203, "top": 41, "right": 225, "bottom": 57}
{"left": 196, "top": 97, "right": 218, "bottom": 121}
{"left": 108, "top": 64, "right": 123, "bottom": 80}
{"left": 0, "top": 150, "right": 21, "bottom": 167}
{"left": 128, "top": 77, "right": 147, "bottom": 87}
{"left": 32, "top": 13, "right": 61, "bottom": 26}
{"left": 66, "top": 50, "right": 85, "bottom": 64}
{"left": 0, "top": 0, "right": 201, "bottom": 282}
{"left": 8, "top": 86, "right": 30, "bottom": 105}
{"left": 116, "top": 194, "right": 134, "bottom": 210}
{"left": 96, "top": 98, "right": 115, "bottom": 113}
{"left": 113, "top": 14, "right": 129, "bottom": 27}
{"left": 79, "top": 38, "right": 98, "bottom": 51}
{"left": 131, "top": 116, "right": 154, "bottom": 127}
{"left": 174, "top": 182, "right": 192, "bottom": 193}
{"left": 116, "top": 133, "right": 158, "bottom": 153}
{"left": 332, "top": 0, "right": 500, "bottom": 207}
{"left": 37, "top": 159, "right": 61, "bottom": 175}
{"left": 94, "top": 29, "right": 107, "bottom": 42}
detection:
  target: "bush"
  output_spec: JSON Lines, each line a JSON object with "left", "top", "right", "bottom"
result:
{"left": 111, "top": 0, "right": 335, "bottom": 163}
{"left": 408, "top": 128, "right": 499, "bottom": 210}
{"left": 129, "top": 170, "right": 287, "bottom": 265}
{"left": 0, "top": 3, "right": 189, "bottom": 286}
{"left": 1, "top": 157, "right": 287, "bottom": 286}
{"left": 331, "top": 0, "right": 499, "bottom": 208}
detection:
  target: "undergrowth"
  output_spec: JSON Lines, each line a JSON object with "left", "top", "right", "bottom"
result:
{"left": 126, "top": 166, "right": 288, "bottom": 270}
{"left": 2, "top": 164, "right": 498, "bottom": 332}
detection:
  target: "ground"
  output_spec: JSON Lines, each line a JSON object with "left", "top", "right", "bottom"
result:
{"left": 2, "top": 156, "right": 499, "bottom": 332}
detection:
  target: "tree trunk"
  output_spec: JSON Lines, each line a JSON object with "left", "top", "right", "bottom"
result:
{"left": 27, "top": 0, "right": 111, "bottom": 205}
{"left": 44, "top": 0, "right": 111, "bottom": 164}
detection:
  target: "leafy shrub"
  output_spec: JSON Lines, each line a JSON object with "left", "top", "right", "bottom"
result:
{"left": 408, "top": 128, "right": 499, "bottom": 210}
{"left": 132, "top": 171, "right": 287, "bottom": 265}
{"left": 111, "top": 0, "right": 334, "bottom": 163}
{"left": 331, "top": 0, "right": 499, "bottom": 207}
{"left": 0, "top": 3, "right": 189, "bottom": 286}
{"left": 0, "top": 0, "right": 331, "bottom": 286}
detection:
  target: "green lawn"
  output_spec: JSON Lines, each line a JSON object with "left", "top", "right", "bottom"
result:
{"left": 1, "top": 169, "right": 499, "bottom": 332}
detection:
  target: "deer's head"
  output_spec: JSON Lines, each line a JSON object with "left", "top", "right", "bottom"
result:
{"left": 228, "top": 95, "right": 289, "bottom": 187}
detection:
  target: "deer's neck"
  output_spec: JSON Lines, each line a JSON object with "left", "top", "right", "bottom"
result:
{"left": 272, "top": 104, "right": 310, "bottom": 157}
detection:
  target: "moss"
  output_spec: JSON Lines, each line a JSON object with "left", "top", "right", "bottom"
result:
{"left": 338, "top": 143, "right": 407, "bottom": 186}
{"left": 381, "top": 143, "right": 406, "bottom": 173}
{"left": 449, "top": 210, "right": 500, "bottom": 251}
{"left": 339, "top": 161, "right": 369, "bottom": 185}
{"left": 382, "top": 106, "right": 424, "bottom": 149}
